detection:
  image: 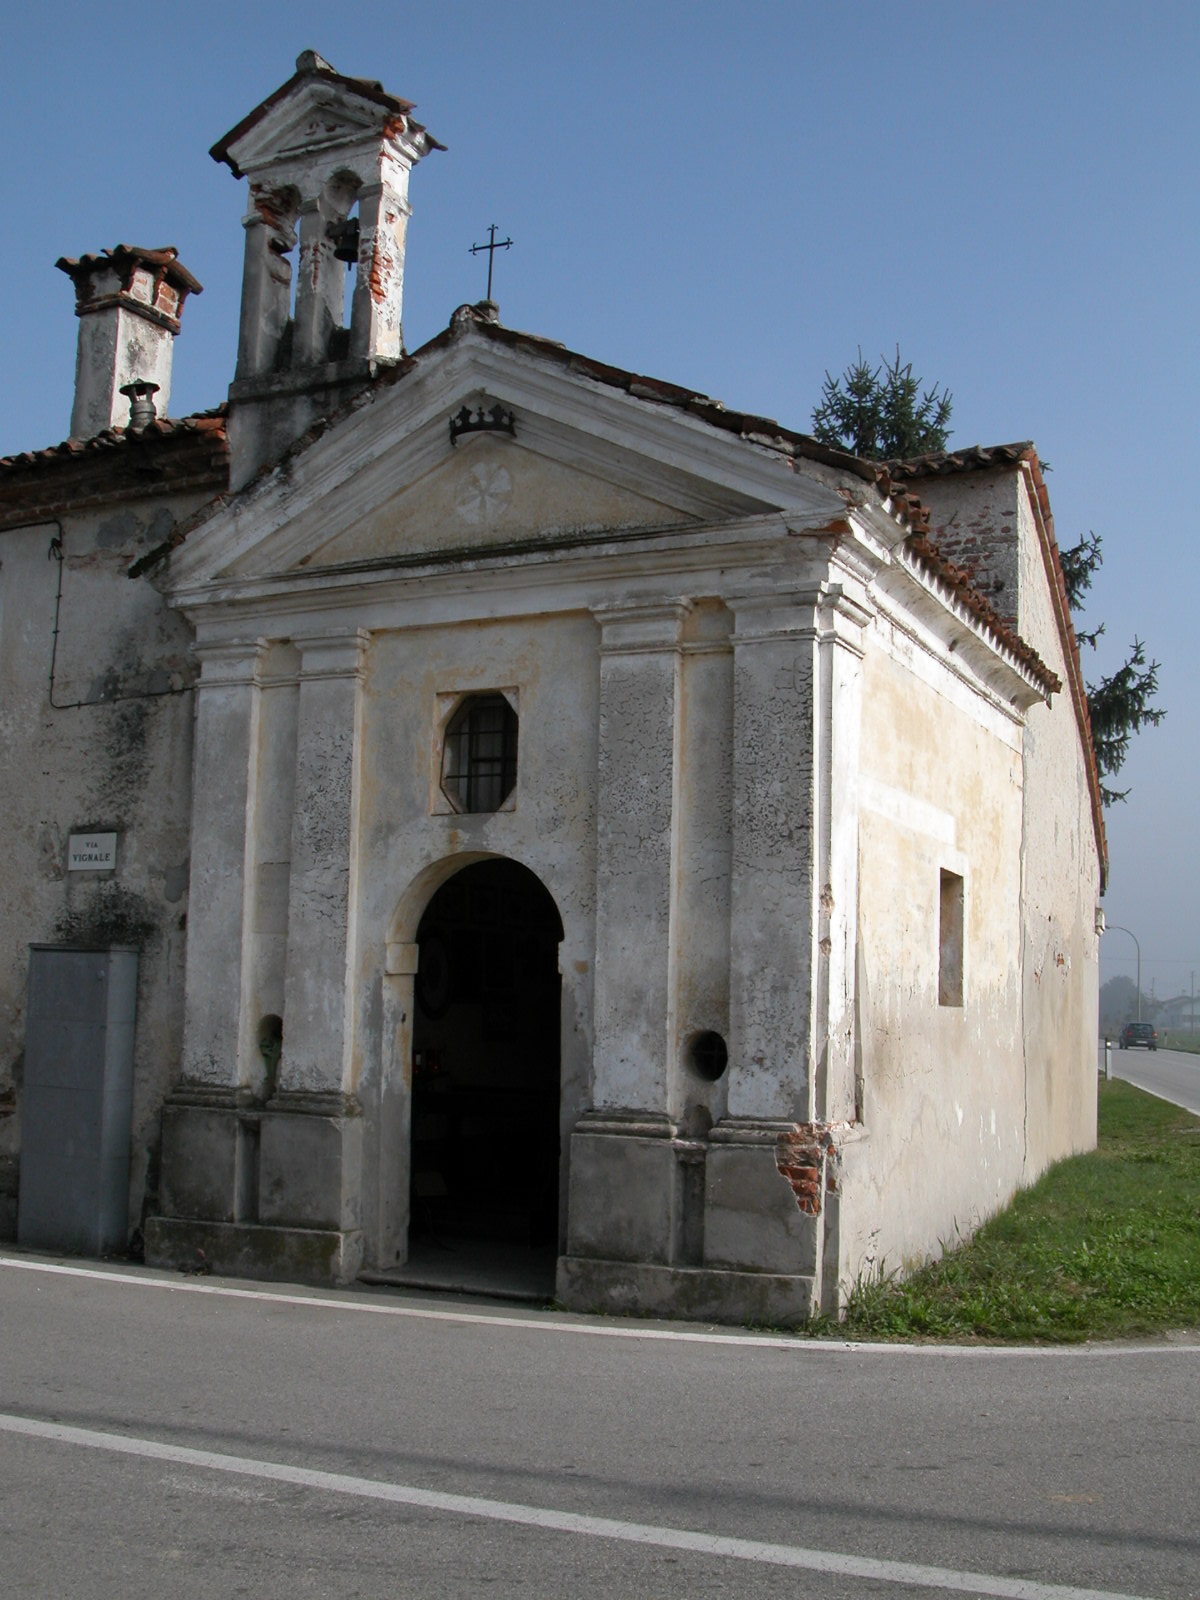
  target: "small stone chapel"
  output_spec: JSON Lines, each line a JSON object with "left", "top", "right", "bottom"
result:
{"left": 0, "top": 54, "right": 1105, "bottom": 1324}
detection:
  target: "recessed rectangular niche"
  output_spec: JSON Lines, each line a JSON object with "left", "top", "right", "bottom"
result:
{"left": 938, "top": 869, "right": 965, "bottom": 1008}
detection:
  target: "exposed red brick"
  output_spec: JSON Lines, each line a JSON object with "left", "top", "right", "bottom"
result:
{"left": 775, "top": 1124, "right": 841, "bottom": 1216}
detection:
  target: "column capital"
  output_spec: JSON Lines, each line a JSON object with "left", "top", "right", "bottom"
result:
{"left": 726, "top": 589, "right": 823, "bottom": 643}
{"left": 241, "top": 194, "right": 297, "bottom": 250}
{"left": 727, "top": 585, "right": 871, "bottom": 651}
{"left": 356, "top": 175, "right": 412, "bottom": 217}
{"left": 591, "top": 599, "right": 691, "bottom": 655}
{"left": 293, "top": 629, "right": 370, "bottom": 682}
{"left": 191, "top": 636, "right": 270, "bottom": 689}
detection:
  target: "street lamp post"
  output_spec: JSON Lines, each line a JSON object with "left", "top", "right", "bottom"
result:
{"left": 1105, "top": 924, "right": 1142, "bottom": 1022}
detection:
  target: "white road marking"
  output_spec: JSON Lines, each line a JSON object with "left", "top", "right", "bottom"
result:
{"left": 3, "top": 1255, "right": 1199, "bottom": 1357}
{"left": 0, "top": 1411, "right": 1156, "bottom": 1600}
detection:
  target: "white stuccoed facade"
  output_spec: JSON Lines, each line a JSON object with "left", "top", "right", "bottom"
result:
{"left": 1, "top": 54, "right": 1104, "bottom": 1323}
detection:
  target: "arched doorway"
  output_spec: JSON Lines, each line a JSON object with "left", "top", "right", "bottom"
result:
{"left": 408, "top": 858, "right": 563, "bottom": 1286}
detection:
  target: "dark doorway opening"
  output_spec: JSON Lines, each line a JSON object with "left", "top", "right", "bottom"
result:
{"left": 409, "top": 859, "right": 562, "bottom": 1278}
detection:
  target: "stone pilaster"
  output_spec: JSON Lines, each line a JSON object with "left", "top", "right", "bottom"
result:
{"left": 238, "top": 644, "right": 300, "bottom": 1101}
{"left": 278, "top": 630, "right": 368, "bottom": 1098}
{"left": 726, "top": 594, "right": 820, "bottom": 1122}
{"left": 668, "top": 608, "right": 734, "bottom": 1126}
{"left": 246, "top": 630, "right": 368, "bottom": 1257}
{"left": 178, "top": 637, "right": 267, "bottom": 1092}
{"left": 590, "top": 602, "right": 687, "bottom": 1112}
{"left": 702, "top": 586, "right": 868, "bottom": 1306}
{"left": 812, "top": 593, "right": 868, "bottom": 1123}
{"left": 160, "top": 637, "right": 265, "bottom": 1235}
{"left": 565, "top": 602, "right": 686, "bottom": 1271}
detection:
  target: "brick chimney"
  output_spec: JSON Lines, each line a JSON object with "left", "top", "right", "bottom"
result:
{"left": 55, "top": 245, "right": 202, "bottom": 439}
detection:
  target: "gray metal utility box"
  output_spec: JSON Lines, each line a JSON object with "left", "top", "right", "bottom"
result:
{"left": 18, "top": 945, "right": 138, "bottom": 1254}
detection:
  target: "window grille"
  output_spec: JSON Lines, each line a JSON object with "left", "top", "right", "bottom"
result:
{"left": 441, "top": 694, "right": 518, "bottom": 813}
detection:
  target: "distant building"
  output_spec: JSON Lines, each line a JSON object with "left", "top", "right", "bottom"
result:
{"left": 1154, "top": 995, "right": 1198, "bottom": 1033}
{"left": 0, "top": 53, "right": 1106, "bottom": 1322}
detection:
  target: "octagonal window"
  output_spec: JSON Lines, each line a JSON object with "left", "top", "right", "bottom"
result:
{"left": 441, "top": 694, "right": 518, "bottom": 813}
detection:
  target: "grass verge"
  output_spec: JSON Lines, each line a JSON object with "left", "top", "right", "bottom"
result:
{"left": 827, "top": 1079, "right": 1200, "bottom": 1342}
{"left": 1157, "top": 1030, "right": 1200, "bottom": 1055}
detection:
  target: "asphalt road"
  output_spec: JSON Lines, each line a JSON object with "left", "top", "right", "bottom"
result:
{"left": 1106, "top": 1045, "right": 1200, "bottom": 1116}
{"left": 1, "top": 1254, "right": 1198, "bottom": 1599}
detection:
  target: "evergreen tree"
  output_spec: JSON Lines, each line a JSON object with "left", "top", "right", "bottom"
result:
{"left": 810, "top": 347, "right": 953, "bottom": 460}
{"left": 1058, "top": 531, "right": 1165, "bottom": 804}
{"left": 811, "top": 355, "right": 1163, "bottom": 801}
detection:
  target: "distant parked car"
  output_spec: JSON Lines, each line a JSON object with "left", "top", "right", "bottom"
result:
{"left": 1119, "top": 1022, "right": 1158, "bottom": 1050}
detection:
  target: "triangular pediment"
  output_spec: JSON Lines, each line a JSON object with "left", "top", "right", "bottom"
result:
{"left": 166, "top": 330, "right": 851, "bottom": 592}
{"left": 284, "top": 436, "right": 697, "bottom": 573}
{"left": 224, "top": 82, "right": 394, "bottom": 171}
{"left": 211, "top": 56, "right": 438, "bottom": 181}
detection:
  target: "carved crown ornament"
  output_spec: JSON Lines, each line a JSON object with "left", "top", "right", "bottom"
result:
{"left": 449, "top": 401, "right": 517, "bottom": 446}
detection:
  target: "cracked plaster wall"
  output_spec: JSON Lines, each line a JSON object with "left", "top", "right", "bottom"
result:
{"left": 0, "top": 497, "right": 204, "bottom": 1240}
{"left": 592, "top": 626, "right": 677, "bottom": 1110}
{"left": 728, "top": 615, "right": 816, "bottom": 1121}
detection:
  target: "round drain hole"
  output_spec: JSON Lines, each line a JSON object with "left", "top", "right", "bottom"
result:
{"left": 688, "top": 1030, "right": 729, "bottom": 1083}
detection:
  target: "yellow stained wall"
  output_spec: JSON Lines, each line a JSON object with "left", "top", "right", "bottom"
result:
{"left": 845, "top": 637, "right": 1027, "bottom": 1280}
{"left": 1015, "top": 480, "right": 1101, "bottom": 1172}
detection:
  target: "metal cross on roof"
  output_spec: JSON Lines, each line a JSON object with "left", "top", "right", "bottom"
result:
{"left": 469, "top": 223, "right": 513, "bottom": 302}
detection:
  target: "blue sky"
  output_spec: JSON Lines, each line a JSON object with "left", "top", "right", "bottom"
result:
{"left": 3, "top": 1, "right": 1195, "bottom": 1000}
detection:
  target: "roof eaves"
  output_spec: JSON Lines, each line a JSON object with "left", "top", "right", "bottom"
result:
{"left": 0, "top": 408, "right": 228, "bottom": 475}
{"left": 0, "top": 411, "right": 229, "bottom": 534}
{"left": 883, "top": 440, "right": 1107, "bottom": 884}
{"left": 1017, "top": 449, "right": 1109, "bottom": 888}
{"left": 863, "top": 468, "right": 1062, "bottom": 696}
{"left": 882, "top": 442, "right": 1035, "bottom": 479}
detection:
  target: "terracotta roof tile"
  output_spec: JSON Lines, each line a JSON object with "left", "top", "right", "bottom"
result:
{"left": 0, "top": 409, "right": 227, "bottom": 473}
{"left": 883, "top": 441, "right": 1106, "bottom": 883}
{"left": 55, "top": 244, "right": 203, "bottom": 298}
{"left": 0, "top": 410, "right": 229, "bottom": 530}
